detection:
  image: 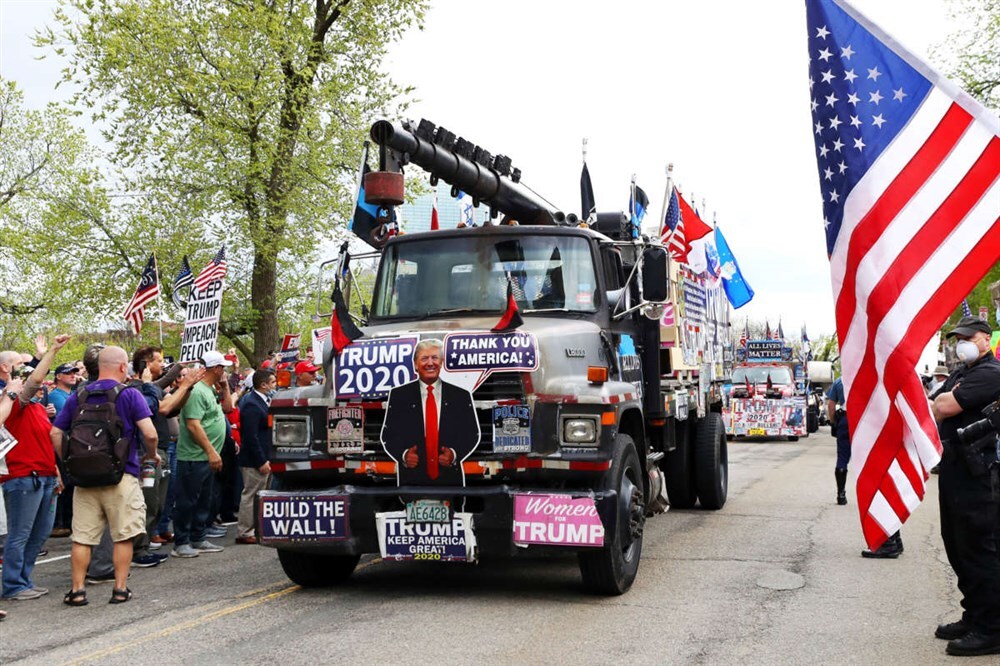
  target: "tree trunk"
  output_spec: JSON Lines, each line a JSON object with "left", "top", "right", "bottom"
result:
{"left": 251, "top": 250, "right": 279, "bottom": 366}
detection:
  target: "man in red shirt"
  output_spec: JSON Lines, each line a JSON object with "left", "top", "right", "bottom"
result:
{"left": 0, "top": 335, "right": 69, "bottom": 601}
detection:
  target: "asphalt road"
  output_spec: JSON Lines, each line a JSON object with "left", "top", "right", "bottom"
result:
{"left": 0, "top": 432, "right": 981, "bottom": 665}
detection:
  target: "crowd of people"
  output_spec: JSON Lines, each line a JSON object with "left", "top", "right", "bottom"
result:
{"left": 0, "top": 337, "right": 320, "bottom": 618}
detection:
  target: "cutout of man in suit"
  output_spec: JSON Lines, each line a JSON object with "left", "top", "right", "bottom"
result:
{"left": 381, "top": 339, "right": 480, "bottom": 485}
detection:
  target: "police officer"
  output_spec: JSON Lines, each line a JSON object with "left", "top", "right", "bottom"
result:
{"left": 826, "top": 376, "right": 850, "bottom": 506}
{"left": 828, "top": 375, "right": 904, "bottom": 557}
{"left": 930, "top": 315, "right": 1000, "bottom": 657}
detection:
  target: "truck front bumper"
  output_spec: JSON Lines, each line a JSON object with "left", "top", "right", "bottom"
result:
{"left": 255, "top": 484, "right": 620, "bottom": 558}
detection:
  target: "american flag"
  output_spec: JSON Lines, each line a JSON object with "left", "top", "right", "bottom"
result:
{"left": 123, "top": 254, "right": 160, "bottom": 335}
{"left": 193, "top": 246, "right": 227, "bottom": 291}
{"left": 960, "top": 298, "right": 973, "bottom": 318}
{"left": 661, "top": 187, "right": 687, "bottom": 263}
{"left": 806, "top": 0, "right": 1000, "bottom": 550}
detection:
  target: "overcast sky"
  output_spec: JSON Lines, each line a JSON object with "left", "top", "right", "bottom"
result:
{"left": 0, "top": 0, "right": 959, "bottom": 336}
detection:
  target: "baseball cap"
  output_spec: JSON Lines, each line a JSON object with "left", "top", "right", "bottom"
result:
{"left": 53, "top": 363, "right": 80, "bottom": 376}
{"left": 295, "top": 361, "right": 320, "bottom": 374}
{"left": 202, "top": 350, "right": 234, "bottom": 368}
{"left": 945, "top": 315, "right": 992, "bottom": 338}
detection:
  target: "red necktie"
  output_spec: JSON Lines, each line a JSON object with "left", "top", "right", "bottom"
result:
{"left": 425, "top": 385, "right": 439, "bottom": 480}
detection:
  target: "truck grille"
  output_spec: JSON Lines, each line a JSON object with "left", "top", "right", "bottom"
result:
{"left": 361, "top": 372, "right": 525, "bottom": 455}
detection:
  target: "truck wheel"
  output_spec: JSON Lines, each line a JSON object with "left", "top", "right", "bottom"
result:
{"left": 663, "top": 421, "right": 696, "bottom": 508}
{"left": 578, "top": 434, "right": 645, "bottom": 595}
{"left": 694, "top": 413, "right": 728, "bottom": 510}
{"left": 277, "top": 549, "right": 360, "bottom": 587}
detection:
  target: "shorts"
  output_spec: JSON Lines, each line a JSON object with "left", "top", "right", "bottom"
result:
{"left": 71, "top": 475, "right": 147, "bottom": 545}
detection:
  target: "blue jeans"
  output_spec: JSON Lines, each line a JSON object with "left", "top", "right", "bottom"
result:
{"left": 173, "top": 460, "right": 214, "bottom": 546}
{"left": 156, "top": 440, "right": 178, "bottom": 535}
{"left": 2, "top": 474, "right": 57, "bottom": 597}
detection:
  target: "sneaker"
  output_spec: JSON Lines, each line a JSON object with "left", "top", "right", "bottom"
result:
{"left": 217, "top": 516, "right": 238, "bottom": 526}
{"left": 31, "top": 587, "right": 49, "bottom": 596}
{"left": 171, "top": 544, "right": 200, "bottom": 558}
{"left": 86, "top": 572, "right": 117, "bottom": 585}
{"left": 50, "top": 527, "right": 72, "bottom": 538}
{"left": 149, "top": 540, "right": 162, "bottom": 550}
{"left": 5, "top": 588, "right": 44, "bottom": 601}
{"left": 131, "top": 553, "right": 163, "bottom": 568}
{"left": 151, "top": 533, "right": 174, "bottom": 545}
{"left": 191, "top": 540, "right": 224, "bottom": 553}
{"left": 205, "top": 527, "right": 228, "bottom": 538}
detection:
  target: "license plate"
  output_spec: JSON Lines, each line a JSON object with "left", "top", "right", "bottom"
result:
{"left": 749, "top": 428, "right": 767, "bottom": 436}
{"left": 406, "top": 499, "right": 450, "bottom": 523}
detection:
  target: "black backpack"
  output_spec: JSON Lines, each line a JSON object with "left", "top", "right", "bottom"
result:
{"left": 64, "top": 384, "right": 132, "bottom": 488}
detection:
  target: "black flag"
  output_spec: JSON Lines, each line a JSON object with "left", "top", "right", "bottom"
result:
{"left": 581, "top": 163, "right": 596, "bottom": 222}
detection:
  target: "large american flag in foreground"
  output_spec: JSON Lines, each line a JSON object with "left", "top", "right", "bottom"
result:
{"left": 806, "top": 0, "right": 1000, "bottom": 549}
{"left": 122, "top": 254, "right": 160, "bottom": 335}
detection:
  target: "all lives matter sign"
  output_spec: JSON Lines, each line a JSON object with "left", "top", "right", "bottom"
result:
{"left": 180, "top": 278, "right": 225, "bottom": 362}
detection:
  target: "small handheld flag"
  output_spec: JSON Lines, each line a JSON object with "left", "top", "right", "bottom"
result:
{"left": 172, "top": 255, "right": 193, "bottom": 309}
{"left": 193, "top": 246, "right": 227, "bottom": 291}
{"left": 123, "top": 254, "right": 160, "bottom": 336}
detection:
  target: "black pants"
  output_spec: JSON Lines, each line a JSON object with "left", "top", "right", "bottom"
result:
{"left": 938, "top": 450, "right": 1000, "bottom": 633}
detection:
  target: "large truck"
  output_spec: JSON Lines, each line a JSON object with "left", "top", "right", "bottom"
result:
{"left": 724, "top": 340, "right": 808, "bottom": 440}
{"left": 257, "top": 118, "right": 731, "bottom": 594}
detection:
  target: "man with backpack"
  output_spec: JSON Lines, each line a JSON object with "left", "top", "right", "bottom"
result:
{"left": 50, "top": 346, "right": 159, "bottom": 606}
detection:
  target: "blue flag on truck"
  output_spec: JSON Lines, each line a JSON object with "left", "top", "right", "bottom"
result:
{"left": 348, "top": 143, "right": 381, "bottom": 247}
{"left": 714, "top": 225, "right": 754, "bottom": 309}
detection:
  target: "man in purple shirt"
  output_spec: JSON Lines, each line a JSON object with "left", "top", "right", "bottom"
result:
{"left": 50, "top": 346, "right": 159, "bottom": 606}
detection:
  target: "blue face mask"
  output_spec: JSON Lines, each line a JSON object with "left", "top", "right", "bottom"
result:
{"left": 266, "top": 389, "right": 277, "bottom": 398}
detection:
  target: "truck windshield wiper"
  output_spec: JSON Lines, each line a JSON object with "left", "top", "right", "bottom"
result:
{"left": 523, "top": 307, "right": 571, "bottom": 314}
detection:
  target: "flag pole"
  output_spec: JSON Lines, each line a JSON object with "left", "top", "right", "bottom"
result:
{"left": 154, "top": 251, "right": 163, "bottom": 345}
{"left": 630, "top": 174, "right": 636, "bottom": 240}
{"left": 658, "top": 163, "right": 672, "bottom": 242}
{"left": 582, "top": 137, "right": 587, "bottom": 164}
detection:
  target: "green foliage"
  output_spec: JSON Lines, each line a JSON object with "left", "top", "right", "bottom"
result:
{"left": 935, "top": 0, "right": 1000, "bottom": 113}
{"left": 0, "top": 78, "right": 111, "bottom": 348}
{"left": 34, "top": 0, "right": 427, "bottom": 363}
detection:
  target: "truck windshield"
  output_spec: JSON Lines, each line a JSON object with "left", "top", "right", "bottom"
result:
{"left": 733, "top": 367, "right": 793, "bottom": 385}
{"left": 371, "top": 235, "right": 598, "bottom": 318}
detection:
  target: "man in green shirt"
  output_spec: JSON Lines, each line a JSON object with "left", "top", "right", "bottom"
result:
{"left": 171, "top": 351, "right": 233, "bottom": 558}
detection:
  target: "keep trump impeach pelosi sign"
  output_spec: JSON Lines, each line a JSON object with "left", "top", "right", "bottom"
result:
{"left": 512, "top": 494, "right": 605, "bottom": 547}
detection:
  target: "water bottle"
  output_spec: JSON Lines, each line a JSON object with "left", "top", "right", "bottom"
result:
{"left": 141, "top": 459, "right": 156, "bottom": 488}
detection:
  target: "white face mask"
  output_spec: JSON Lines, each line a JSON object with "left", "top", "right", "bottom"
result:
{"left": 955, "top": 340, "right": 980, "bottom": 363}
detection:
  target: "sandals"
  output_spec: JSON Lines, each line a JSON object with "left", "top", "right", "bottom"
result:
{"left": 109, "top": 587, "right": 132, "bottom": 604}
{"left": 63, "top": 589, "right": 89, "bottom": 607}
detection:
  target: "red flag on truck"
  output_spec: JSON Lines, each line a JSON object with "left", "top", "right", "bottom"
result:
{"left": 329, "top": 284, "right": 363, "bottom": 354}
{"left": 491, "top": 277, "right": 524, "bottom": 333}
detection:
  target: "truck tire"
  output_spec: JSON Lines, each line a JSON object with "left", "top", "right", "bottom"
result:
{"left": 277, "top": 549, "right": 360, "bottom": 587}
{"left": 663, "top": 421, "right": 696, "bottom": 509}
{"left": 578, "top": 434, "right": 645, "bottom": 595}
{"left": 694, "top": 412, "right": 728, "bottom": 510}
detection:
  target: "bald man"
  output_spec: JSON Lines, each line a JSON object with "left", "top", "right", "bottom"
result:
{"left": 51, "top": 345, "right": 159, "bottom": 606}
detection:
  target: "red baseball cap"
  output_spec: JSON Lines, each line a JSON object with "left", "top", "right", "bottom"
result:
{"left": 295, "top": 361, "right": 320, "bottom": 374}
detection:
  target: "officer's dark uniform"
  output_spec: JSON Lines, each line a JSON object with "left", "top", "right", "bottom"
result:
{"left": 936, "top": 338, "right": 1000, "bottom": 644}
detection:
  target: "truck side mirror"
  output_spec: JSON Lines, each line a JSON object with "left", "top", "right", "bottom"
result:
{"left": 641, "top": 246, "right": 668, "bottom": 302}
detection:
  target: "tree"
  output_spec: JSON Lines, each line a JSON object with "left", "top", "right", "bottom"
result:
{"left": 39, "top": 0, "right": 426, "bottom": 363}
{"left": 935, "top": 0, "right": 1000, "bottom": 113}
{"left": 0, "top": 78, "right": 110, "bottom": 348}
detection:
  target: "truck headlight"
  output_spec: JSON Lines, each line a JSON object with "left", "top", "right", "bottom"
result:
{"left": 563, "top": 417, "right": 598, "bottom": 445}
{"left": 273, "top": 416, "right": 310, "bottom": 447}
